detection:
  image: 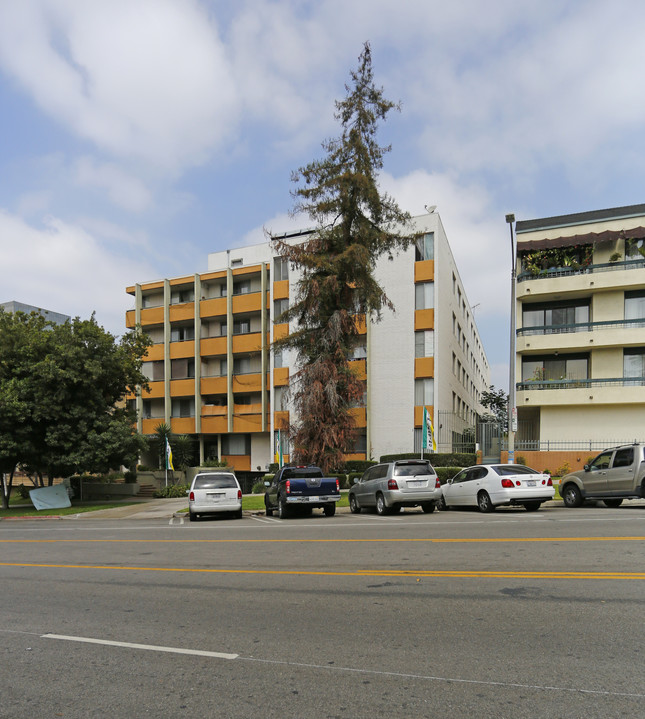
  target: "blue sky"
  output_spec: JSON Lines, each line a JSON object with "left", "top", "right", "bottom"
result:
{"left": 2, "top": 0, "right": 645, "bottom": 391}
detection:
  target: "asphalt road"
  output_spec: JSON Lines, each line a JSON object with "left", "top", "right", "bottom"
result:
{"left": 1, "top": 502, "right": 644, "bottom": 718}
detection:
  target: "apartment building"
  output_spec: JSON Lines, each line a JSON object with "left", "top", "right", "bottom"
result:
{"left": 514, "top": 203, "right": 645, "bottom": 455}
{"left": 125, "top": 212, "right": 489, "bottom": 473}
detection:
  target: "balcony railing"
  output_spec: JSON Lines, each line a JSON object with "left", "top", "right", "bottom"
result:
{"left": 518, "top": 318, "right": 645, "bottom": 336}
{"left": 517, "top": 377, "right": 645, "bottom": 391}
{"left": 517, "top": 257, "right": 645, "bottom": 283}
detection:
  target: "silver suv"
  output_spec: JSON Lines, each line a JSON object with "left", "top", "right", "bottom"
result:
{"left": 348, "top": 459, "right": 441, "bottom": 515}
{"left": 559, "top": 443, "right": 645, "bottom": 508}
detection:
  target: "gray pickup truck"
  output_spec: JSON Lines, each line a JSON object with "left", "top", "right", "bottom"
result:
{"left": 264, "top": 465, "right": 341, "bottom": 518}
{"left": 559, "top": 442, "right": 645, "bottom": 508}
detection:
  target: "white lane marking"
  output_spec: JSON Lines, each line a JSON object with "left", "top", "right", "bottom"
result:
{"left": 251, "top": 516, "right": 281, "bottom": 524}
{"left": 41, "top": 634, "right": 238, "bottom": 659}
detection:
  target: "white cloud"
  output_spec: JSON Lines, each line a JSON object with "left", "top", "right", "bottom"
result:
{"left": 0, "top": 0, "right": 239, "bottom": 170}
{"left": 74, "top": 156, "right": 153, "bottom": 212}
{"left": 0, "top": 210, "right": 156, "bottom": 336}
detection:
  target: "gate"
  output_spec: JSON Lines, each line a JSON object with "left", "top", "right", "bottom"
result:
{"left": 477, "top": 420, "right": 502, "bottom": 464}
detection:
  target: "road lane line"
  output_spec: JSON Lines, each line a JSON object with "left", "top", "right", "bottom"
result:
{"left": 2, "top": 562, "right": 644, "bottom": 580}
{"left": 41, "top": 633, "right": 238, "bottom": 659}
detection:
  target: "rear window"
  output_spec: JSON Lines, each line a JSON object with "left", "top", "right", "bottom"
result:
{"left": 281, "top": 468, "right": 324, "bottom": 479}
{"left": 393, "top": 461, "right": 435, "bottom": 477}
{"left": 491, "top": 464, "right": 538, "bottom": 476}
{"left": 193, "top": 475, "right": 238, "bottom": 489}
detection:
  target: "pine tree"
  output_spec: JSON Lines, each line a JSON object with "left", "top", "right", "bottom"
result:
{"left": 273, "top": 42, "right": 411, "bottom": 472}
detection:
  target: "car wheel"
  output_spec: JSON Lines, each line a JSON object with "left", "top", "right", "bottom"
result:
{"left": 234, "top": 507, "right": 243, "bottom": 519}
{"left": 349, "top": 494, "right": 361, "bottom": 514}
{"left": 323, "top": 503, "right": 336, "bottom": 517}
{"left": 437, "top": 495, "right": 448, "bottom": 511}
{"left": 421, "top": 502, "right": 435, "bottom": 513}
{"left": 477, "top": 491, "right": 495, "bottom": 513}
{"left": 562, "top": 483, "right": 583, "bottom": 508}
{"left": 523, "top": 501, "right": 541, "bottom": 512}
{"left": 604, "top": 498, "right": 623, "bottom": 508}
{"left": 375, "top": 493, "right": 389, "bottom": 516}
{"left": 278, "top": 494, "right": 290, "bottom": 519}
{"left": 264, "top": 496, "right": 273, "bottom": 517}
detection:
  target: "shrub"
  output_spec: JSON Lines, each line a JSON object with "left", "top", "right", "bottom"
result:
{"left": 154, "top": 484, "right": 190, "bottom": 498}
{"left": 137, "top": 464, "right": 154, "bottom": 472}
{"left": 124, "top": 470, "right": 137, "bottom": 483}
{"left": 556, "top": 461, "right": 571, "bottom": 477}
{"left": 16, "top": 484, "right": 30, "bottom": 499}
{"left": 379, "top": 452, "right": 476, "bottom": 467}
{"left": 515, "top": 455, "right": 527, "bottom": 466}
{"left": 347, "top": 472, "right": 362, "bottom": 486}
{"left": 252, "top": 480, "right": 266, "bottom": 494}
{"left": 435, "top": 467, "right": 463, "bottom": 484}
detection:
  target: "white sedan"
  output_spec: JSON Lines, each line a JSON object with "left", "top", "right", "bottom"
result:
{"left": 439, "top": 464, "right": 554, "bottom": 512}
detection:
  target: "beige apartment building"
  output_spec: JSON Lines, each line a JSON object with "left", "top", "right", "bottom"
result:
{"left": 126, "top": 212, "right": 489, "bottom": 476}
{"left": 514, "top": 203, "right": 645, "bottom": 470}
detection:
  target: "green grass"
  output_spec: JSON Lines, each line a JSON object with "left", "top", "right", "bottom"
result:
{"left": 241, "top": 490, "right": 350, "bottom": 512}
{"left": 0, "top": 501, "right": 142, "bottom": 518}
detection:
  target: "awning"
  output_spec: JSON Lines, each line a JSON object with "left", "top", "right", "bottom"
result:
{"left": 517, "top": 227, "right": 645, "bottom": 251}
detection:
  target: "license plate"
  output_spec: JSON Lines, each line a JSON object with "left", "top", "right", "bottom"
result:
{"left": 408, "top": 480, "right": 424, "bottom": 487}
{"left": 307, "top": 496, "right": 319, "bottom": 502}
{"left": 207, "top": 493, "right": 223, "bottom": 502}
{"left": 526, "top": 481, "right": 536, "bottom": 487}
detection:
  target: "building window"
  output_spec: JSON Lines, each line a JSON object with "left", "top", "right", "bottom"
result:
{"left": 274, "top": 298, "right": 289, "bottom": 321}
{"left": 233, "top": 319, "right": 251, "bottom": 335}
{"left": 170, "top": 288, "right": 194, "bottom": 304}
{"left": 171, "top": 398, "right": 195, "bottom": 417}
{"left": 415, "top": 330, "right": 434, "bottom": 357}
{"left": 349, "top": 342, "right": 367, "bottom": 360}
{"left": 233, "top": 357, "right": 252, "bottom": 375}
{"left": 233, "top": 280, "right": 252, "bottom": 295}
{"left": 522, "top": 354, "right": 588, "bottom": 382}
{"left": 171, "top": 358, "right": 195, "bottom": 379}
{"left": 170, "top": 325, "right": 195, "bottom": 342}
{"left": 624, "top": 348, "right": 645, "bottom": 382}
{"left": 219, "top": 359, "right": 228, "bottom": 376}
{"left": 414, "top": 378, "right": 434, "bottom": 405}
{"left": 274, "top": 257, "right": 289, "bottom": 281}
{"left": 352, "top": 432, "right": 367, "bottom": 453}
{"left": 222, "top": 434, "right": 250, "bottom": 455}
{"left": 625, "top": 238, "right": 645, "bottom": 259}
{"left": 415, "top": 232, "right": 434, "bottom": 261}
{"left": 274, "top": 350, "right": 284, "bottom": 369}
{"left": 522, "top": 300, "right": 590, "bottom": 333}
{"left": 142, "top": 400, "right": 152, "bottom": 419}
{"left": 415, "top": 282, "right": 434, "bottom": 310}
{"left": 625, "top": 291, "right": 645, "bottom": 320}
{"left": 274, "top": 386, "right": 287, "bottom": 411}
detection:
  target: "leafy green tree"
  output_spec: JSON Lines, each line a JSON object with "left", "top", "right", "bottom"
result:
{"left": 273, "top": 42, "right": 411, "bottom": 472}
{"left": 0, "top": 309, "right": 151, "bottom": 508}
{"left": 481, "top": 385, "right": 509, "bottom": 431}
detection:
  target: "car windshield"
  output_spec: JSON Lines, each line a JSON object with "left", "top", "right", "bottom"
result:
{"left": 394, "top": 462, "right": 433, "bottom": 477}
{"left": 491, "top": 464, "right": 538, "bottom": 476}
{"left": 194, "top": 475, "right": 237, "bottom": 489}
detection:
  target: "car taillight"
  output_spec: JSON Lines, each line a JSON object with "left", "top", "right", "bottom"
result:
{"left": 516, "top": 480, "right": 521, "bottom": 486}
{"left": 547, "top": 477, "right": 553, "bottom": 486}
{"left": 237, "top": 490, "right": 242, "bottom": 499}
{"left": 336, "top": 479, "right": 340, "bottom": 492}
{"left": 435, "top": 478, "right": 441, "bottom": 488}
{"left": 387, "top": 479, "right": 398, "bottom": 490}
{"left": 189, "top": 491, "right": 195, "bottom": 501}
{"left": 501, "top": 479, "right": 514, "bottom": 488}
{"left": 285, "top": 480, "right": 290, "bottom": 494}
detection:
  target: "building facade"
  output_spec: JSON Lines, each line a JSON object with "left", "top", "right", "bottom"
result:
{"left": 514, "top": 203, "right": 645, "bottom": 458}
{"left": 126, "top": 213, "right": 489, "bottom": 472}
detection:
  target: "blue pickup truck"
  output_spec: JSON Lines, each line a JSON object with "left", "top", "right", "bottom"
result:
{"left": 264, "top": 466, "right": 341, "bottom": 518}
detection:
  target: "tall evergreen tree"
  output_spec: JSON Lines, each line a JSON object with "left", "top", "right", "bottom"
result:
{"left": 273, "top": 42, "right": 411, "bottom": 472}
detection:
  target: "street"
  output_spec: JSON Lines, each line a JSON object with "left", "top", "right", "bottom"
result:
{"left": 1, "top": 504, "right": 644, "bottom": 718}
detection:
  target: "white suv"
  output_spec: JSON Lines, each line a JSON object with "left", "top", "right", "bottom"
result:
{"left": 348, "top": 459, "right": 441, "bottom": 515}
{"left": 187, "top": 472, "right": 242, "bottom": 521}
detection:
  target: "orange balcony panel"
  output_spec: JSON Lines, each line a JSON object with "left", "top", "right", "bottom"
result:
{"left": 170, "top": 340, "right": 195, "bottom": 359}
{"left": 233, "top": 373, "right": 262, "bottom": 393}
{"left": 202, "top": 405, "right": 227, "bottom": 416}
{"left": 170, "top": 379, "right": 195, "bottom": 396}
{"left": 200, "top": 270, "right": 227, "bottom": 282}
{"left": 202, "top": 416, "right": 228, "bottom": 433}
{"left": 235, "top": 403, "right": 263, "bottom": 415}
{"left": 273, "top": 323, "right": 289, "bottom": 341}
{"left": 344, "top": 452, "right": 367, "bottom": 462}
{"left": 354, "top": 315, "right": 367, "bottom": 334}
{"left": 169, "top": 276, "right": 194, "bottom": 287}
{"left": 349, "top": 407, "right": 367, "bottom": 426}
{"left": 223, "top": 455, "right": 251, "bottom": 472}
{"left": 125, "top": 309, "right": 135, "bottom": 329}
{"left": 273, "top": 367, "right": 289, "bottom": 386}
{"left": 415, "top": 309, "right": 434, "bottom": 331}
{"left": 170, "top": 417, "right": 195, "bottom": 434}
{"left": 349, "top": 359, "right": 367, "bottom": 380}
{"left": 200, "top": 297, "right": 227, "bottom": 318}
{"left": 414, "top": 405, "right": 434, "bottom": 427}
{"left": 169, "top": 303, "right": 195, "bottom": 323}
{"left": 233, "top": 414, "right": 263, "bottom": 433}
{"left": 414, "top": 260, "right": 435, "bottom": 283}
{"left": 143, "top": 381, "right": 165, "bottom": 399}
{"left": 414, "top": 357, "right": 434, "bottom": 378}
{"left": 142, "top": 418, "right": 163, "bottom": 435}
{"left": 232, "top": 333, "right": 262, "bottom": 353}
{"left": 201, "top": 376, "right": 227, "bottom": 394}
{"left": 273, "top": 280, "right": 289, "bottom": 300}
{"left": 141, "top": 307, "right": 164, "bottom": 325}
{"left": 144, "top": 344, "right": 164, "bottom": 361}
{"left": 274, "top": 411, "right": 289, "bottom": 429}
{"left": 232, "top": 293, "right": 262, "bottom": 314}
{"left": 200, "top": 336, "right": 227, "bottom": 356}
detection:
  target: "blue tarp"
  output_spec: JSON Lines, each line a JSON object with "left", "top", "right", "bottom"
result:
{"left": 29, "top": 485, "right": 72, "bottom": 510}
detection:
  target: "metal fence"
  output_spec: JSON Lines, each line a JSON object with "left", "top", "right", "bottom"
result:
{"left": 511, "top": 439, "right": 644, "bottom": 452}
